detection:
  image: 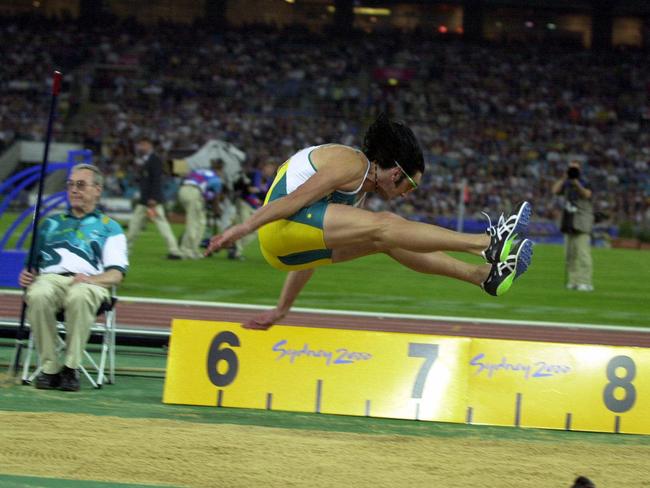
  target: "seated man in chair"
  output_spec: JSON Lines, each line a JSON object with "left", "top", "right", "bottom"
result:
{"left": 19, "top": 163, "right": 128, "bottom": 391}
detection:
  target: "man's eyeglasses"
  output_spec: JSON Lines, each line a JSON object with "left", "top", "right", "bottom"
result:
{"left": 394, "top": 160, "right": 418, "bottom": 190}
{"left": 66, "top": 180, "right": 96, "bottom": 190}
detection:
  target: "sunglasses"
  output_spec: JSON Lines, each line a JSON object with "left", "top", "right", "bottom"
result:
{"left": 394, "top": 160, "right": 418, "bottom": 190}
{"left": 66, "top": 180, "right": 97, "bottom": 190}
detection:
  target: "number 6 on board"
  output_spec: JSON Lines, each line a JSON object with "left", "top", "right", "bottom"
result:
{"left": 206, "top": 331, "right": 241, "bottom": 387}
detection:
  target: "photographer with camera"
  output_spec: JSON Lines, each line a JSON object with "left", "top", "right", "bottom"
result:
{"left": 552, "top": 159, "right": 594, "bottom": 291}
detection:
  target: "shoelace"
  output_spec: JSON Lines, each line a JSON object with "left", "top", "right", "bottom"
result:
{"left": 493, "top": 254, "right": 517, "bottom": 277}
{"left": 481, "top": 212, "right": 507, "bottom": 237}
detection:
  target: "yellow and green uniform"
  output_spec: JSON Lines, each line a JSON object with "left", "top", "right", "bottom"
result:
{"left": 259, "top": 145, "right": 369, "bottom": 271}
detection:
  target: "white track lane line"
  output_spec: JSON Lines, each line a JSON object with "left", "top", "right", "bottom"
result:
{"left": 1, "top": 290, "right": 648, "bottom": 333}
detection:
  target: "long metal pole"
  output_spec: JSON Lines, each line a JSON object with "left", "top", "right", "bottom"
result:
{"left": 10, "top": 70, "right": 63, "bottom": 377}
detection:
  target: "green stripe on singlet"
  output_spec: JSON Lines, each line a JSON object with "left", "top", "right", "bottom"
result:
{"left": 278, "top": 248, "right": 332, "bottom": 266}
{"left": 266, "top": 171, "right": 288, "bottom": 203}
{"left": 267, "top": 169, "right": 329, "bottom": 229}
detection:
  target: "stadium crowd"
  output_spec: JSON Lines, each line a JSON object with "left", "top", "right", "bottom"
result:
{"left": 1, "top": 14, "right": 649, "bottom": 229}
{"left": 0, "top": 14, "right": 144, "bottom": 153}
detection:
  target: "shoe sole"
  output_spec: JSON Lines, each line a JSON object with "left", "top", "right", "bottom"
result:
{"left": 499, "top": 202, "right": 532, "bottom": 261}
{"left": 495, "top": 239, "right": 534, "bottom": 296}
{"left": 515, "top": 239, "right": 534, "bottom": 278}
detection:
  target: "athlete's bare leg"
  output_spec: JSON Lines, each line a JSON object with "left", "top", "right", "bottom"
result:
{"left": 332, "top": 242, "right": 490, "bottom": 286}
{"left": 323, "top": 204, "right": 489, "bottom": 256}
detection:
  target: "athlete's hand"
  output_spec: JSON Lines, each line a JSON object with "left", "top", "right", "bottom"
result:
{"left": 242, "top": 308, "right": 286, "bottom": 330}
{"left": 205, "top": 224, "right": 250, "bottom": 256}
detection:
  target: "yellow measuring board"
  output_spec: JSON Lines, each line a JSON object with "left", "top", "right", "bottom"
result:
{"left": 467, "top": 339, "right": 650, "bottom": 434}
{"left": 163, "top": 319, "right": 469, "bottom": 422}
{"left": 163, "top": 320, "right": 650, "bottom": 435}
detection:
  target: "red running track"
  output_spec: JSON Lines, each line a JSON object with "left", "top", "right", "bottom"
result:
{"left": 1, "top": 293, "right": 649, "bottom": 347}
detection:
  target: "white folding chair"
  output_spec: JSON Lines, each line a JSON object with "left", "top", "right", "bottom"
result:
{"left": 21, "top": 286, "right": 118, "bottom": 389}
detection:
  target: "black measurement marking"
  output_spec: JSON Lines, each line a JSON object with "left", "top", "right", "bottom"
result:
{"left": 565, "top": 413, "right": 572, "bottom": 431}
{"left": 315, "top": 379, "right": 323, "bottom": 413}
{"left": 614, "top": 416, "right": 621, "bottom": 434}
{"left": 217, "top": 389, "right": 223, "bottom": 407}
{"left": 365, "top": 400, "right": 371, "bottom": 417}
{"left": 514, "top": 393, "right": 522, "bottom": 427}
{"left": 466, "top": 407, "right": 473, "bottom": 424}
{"left": 266, "top": 393, "right": 273, "bottom": 410}
{"left": 415, "top": 402, "right": 420, "bottom": 420}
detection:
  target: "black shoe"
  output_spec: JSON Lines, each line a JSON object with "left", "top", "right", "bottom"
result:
{"left": 59, "top": 366, "right": 80, "bottom": 391}
{"left": 227, "top": 248, "right": 245, "bottom": 261}
{"left": 166, "top": 253, "right": 182, "bottom": 260}
{"left": 35, "top": 371, "right": 61, "bottom": 390}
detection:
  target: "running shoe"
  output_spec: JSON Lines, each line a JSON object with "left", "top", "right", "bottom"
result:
{"left": 482, "top": 201, "right": 532, "bottom": 264}
{"left": 482, "top": 238, "right": 534, "bottom": 297}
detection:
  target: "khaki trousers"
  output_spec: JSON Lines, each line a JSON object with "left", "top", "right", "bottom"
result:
{"left": 127, "top": 203, "right": 180, "bottom": 256}
{"left": 232, "top": 199, "right": 256, "bottom": 254}
{"left": 25, "top": 274, "right": 110, "bottom": 374}
{"left": 565, "top": 232, "right": 593, "bottom": 287}
{"left": 178, "top": 185, "right": 206, "bottom": 259}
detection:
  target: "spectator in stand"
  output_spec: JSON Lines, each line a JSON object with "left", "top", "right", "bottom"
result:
{"left": 2, "top": 15, "right": 648, "bottom": 231}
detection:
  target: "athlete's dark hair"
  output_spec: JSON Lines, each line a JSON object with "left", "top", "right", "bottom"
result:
{"left": 362, "top": 113, "right": 424, "bottom": 180}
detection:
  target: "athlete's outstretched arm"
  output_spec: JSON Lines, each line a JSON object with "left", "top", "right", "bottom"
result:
{"left": 206, "top": 150, "right": 365, "bottom": 255}
{"left": 206, "top": 171, "right": 346, "bottom": 254}
{"left": 243, "top": 269, "right": 315, "bottom": 330}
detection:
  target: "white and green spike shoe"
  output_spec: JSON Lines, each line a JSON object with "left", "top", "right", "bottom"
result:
{"left": 482, "top": 238, "right": 534, "bottom": 297}
{"left": 482, "top": 201, "right": 532, "bottom": 264}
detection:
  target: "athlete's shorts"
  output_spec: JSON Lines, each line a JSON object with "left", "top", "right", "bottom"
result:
{"left": 258, "top": 199, "right": 333, "bottom": 271}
